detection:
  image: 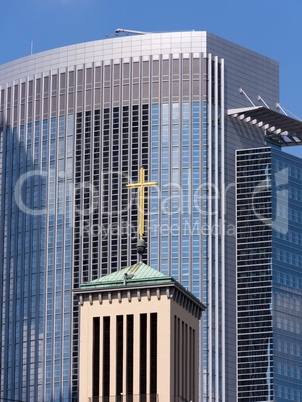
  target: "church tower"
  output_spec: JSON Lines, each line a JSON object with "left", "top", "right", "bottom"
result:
{"left": 75, "top": 262, "right": 205, "bottom": 401}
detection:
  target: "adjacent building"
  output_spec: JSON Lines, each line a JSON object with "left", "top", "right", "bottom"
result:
{"left": 236, "top": 145, "right": 302, "bottom": 401}
{"left": 0, "top": 30, "right": 301, "bottom": 401}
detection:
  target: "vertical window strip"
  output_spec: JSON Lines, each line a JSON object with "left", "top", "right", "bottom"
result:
{"left": 92, "top": 317, "right": 100, "bottom": 398}
{"left": 139, "top": 313, "right": 147, "bottom": 401}
{"left": 150, "top": 313, "right": 157, "bottom": 400}
{"left": 174, "top": 316, "right": 180, "bottom": 398}
{"left": 189, "top": 327, "right": 192, "bottom": 400}
{"left": 121, "top": 106, "right": 130, "bottom": 267}
{"left": 182, "top": 321, "right": 185, "bottom": 398}
{"left": 74, "top": 112, "right": 82, "bottom": 286}
{"left": 92, "top": 110, "right": 100, "bottom": 280}
{"left": 184, "top": 323, "right": 188, "bottom": 398}
{"left": 116, "top": 315, "right": 123, "bottom": 397}
{"left": 150, "top": 103, "right": 159, "bottom": 269}
{"left": 173, "top": 315, "right": 177, "bottom": 398}
{"left": 126, "top": 315, "right": 134, "bottom": 398}
{"left": 102, "top": 316, "right": 110, "bottom": 398}
{"left": 193, "top": 329, "right": 196, "bottom": 401}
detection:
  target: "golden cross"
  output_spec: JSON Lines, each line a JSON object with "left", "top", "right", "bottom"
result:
{"left": 126, "top": 167, "right": 158, "bottom": 240}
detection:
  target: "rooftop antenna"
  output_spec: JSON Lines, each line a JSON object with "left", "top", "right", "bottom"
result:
{"left": 30, "top": 41, "right": 34, "bottom": 55}
{"left": 106, "top": 28, "right": 150, "bottom": 37}
{"left": 115, "top": 28, "right": 149, "bottom": 35}
{"left": 239, "top": 88, "right": 255, "bottom": 107}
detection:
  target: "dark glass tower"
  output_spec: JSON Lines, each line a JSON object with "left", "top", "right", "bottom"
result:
{"left": 236, "top": 146, "right": 302, "bottom": 401}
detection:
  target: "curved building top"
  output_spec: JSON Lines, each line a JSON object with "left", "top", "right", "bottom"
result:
{"left": 0, "top": 31, "right": 277, "bottom": 86}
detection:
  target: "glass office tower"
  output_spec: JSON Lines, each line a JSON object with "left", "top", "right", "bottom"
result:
{"left": 236, "top": 146, "right": 302, "bottom": 401}
{"left": 0, "top": 31, "right": 289, "bottom": 401}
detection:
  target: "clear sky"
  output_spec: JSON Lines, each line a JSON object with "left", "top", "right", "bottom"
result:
{"left": 1, "top": 0, "right": 302, "bottom": 157}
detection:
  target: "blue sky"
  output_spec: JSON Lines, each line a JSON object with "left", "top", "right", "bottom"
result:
{"left": 1, "top": 0, "right": 302, "bottom": 157}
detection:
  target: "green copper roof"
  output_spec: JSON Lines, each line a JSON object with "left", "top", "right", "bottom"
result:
{"left": 80, "top": 262, "right": 175, "bottom": 289}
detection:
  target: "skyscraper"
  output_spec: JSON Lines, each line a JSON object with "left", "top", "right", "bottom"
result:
{"left": 236, "top": 145, "right": 302, "bottom": 401}
{"left": 0, "top": 30, "right": 300, "bottom": 401}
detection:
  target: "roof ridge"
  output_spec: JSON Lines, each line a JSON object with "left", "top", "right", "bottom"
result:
{"left": 80, "top": 262, "right": 168, "bottom": 289}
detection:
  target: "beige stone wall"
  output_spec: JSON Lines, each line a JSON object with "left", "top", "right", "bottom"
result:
{"left": 78, "top": 287, "right": 200, "bottom": 401}
{"left": 170, "top": 298, "right": 200, "bottom": 401}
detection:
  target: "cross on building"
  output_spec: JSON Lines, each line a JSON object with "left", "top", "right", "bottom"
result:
{"left": 126, "top": 166, "right": 158, "bottom": 240}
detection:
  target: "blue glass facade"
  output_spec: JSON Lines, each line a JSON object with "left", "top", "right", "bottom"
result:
{"left": 150, "top": 102, "right": 202, "bottom": 290}
{"left": 0, "top": 32, "right": 282, "bottom": 401}
{"left": 272, "top": 147, "right": 302, "bottom": 401}
{"left": 236, "top": 146, "right": 302, "bottom": 401}
{"left": 150, "top": 98, "right": 224, "bottom": 400}
{"left": 0, "top": 115, "right": 74, "bottom": 400}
